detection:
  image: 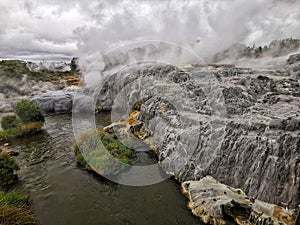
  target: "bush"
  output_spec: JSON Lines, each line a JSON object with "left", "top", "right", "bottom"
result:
{"left": 15, "top": 99, "right": 45, "bottom": 123}
{"left": 0, "top": 100, "right": 45, "bottom": 138}
{"left": 1, "top": 115, "right": 18, "bottom": 130}
{"left": 0, "top": 153, "right": 19, "bottom": 191}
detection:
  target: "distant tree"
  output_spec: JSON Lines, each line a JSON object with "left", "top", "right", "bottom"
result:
{"left": 254, "top": 46, "right": 263, "bottom": 58}
{"left": 263, "top": 45, "right": 268, "bottom": 52}
{"left": 70, "top": 58, "right": 79, "bottom": 72}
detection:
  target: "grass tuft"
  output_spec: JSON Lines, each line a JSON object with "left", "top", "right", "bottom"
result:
{"left": 0, "top": 191, "right": 29, "bottom": 207}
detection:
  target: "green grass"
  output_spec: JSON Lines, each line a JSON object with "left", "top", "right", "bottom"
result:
{"left": 0, "top": 186, "right": 37, "bottom": 224}
{"left": 0, "top": 123, "right": 44, "bottom": 140}
{"left": 0, "top": 191, "right": 29, "bottom": 207}
{"left": 0, "top": 128, "right": 23, "bottom": 139}
{"left": 74, "top": 130, "right": 135, "bottom": 176}
{"left": 0, "top": 153, "right": 38, "bottom": 225}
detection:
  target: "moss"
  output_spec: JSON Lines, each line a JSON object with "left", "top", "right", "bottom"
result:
{"left": 74, "top": 145, "right": 91, "bottom": 171}
{"left": 74, "top": 130, "right": 135, "bottom": 176}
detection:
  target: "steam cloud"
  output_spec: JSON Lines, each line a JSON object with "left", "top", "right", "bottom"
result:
{"left": 72, "top": 0, "right": 300, "bottom": 84}
{"left": 75, "top": 0, "right": 300, "bottom": 58}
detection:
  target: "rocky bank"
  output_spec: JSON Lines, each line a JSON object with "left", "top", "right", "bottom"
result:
{"left": 0, "top": 59, "right": 81, "bottom": 113}
{"left": 95, "top": 56, "right": 299, "bottom": 211}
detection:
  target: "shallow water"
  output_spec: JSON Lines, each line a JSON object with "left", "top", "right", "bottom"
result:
{"left": 8, "top": 113, "right": 202, "bottom": 225}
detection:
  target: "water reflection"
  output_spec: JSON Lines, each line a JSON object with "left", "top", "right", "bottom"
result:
{"left": 9, "top": 113, "right": 201, "bottom": 225}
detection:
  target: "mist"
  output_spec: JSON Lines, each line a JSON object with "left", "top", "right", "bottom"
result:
{"left": 75, "top": 0, "right": 300, "bottom": 56}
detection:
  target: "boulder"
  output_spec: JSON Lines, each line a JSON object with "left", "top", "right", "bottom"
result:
{"left": 182, "top": 176, "right": 297, "bottom": 225}
{"left": 32, "top": 91, "right": 74, "bottom": 113}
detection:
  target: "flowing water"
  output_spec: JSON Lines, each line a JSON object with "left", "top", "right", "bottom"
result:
{"left": 6, "top": 113, "right": 202, "bottom": 225}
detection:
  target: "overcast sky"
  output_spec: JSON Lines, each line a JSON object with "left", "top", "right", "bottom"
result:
{"left": 0, "top": 0, "right": 300, "bottom": 61}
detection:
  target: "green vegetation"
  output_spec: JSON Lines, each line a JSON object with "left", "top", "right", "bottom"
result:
{"left": 0, "top": 190, "right": 29, "bottom": 206}
{"left": 0, "top": 153, "right": 19, "bottom": 191}
{"left": 74, "top": 130, "right": 135, "bottom": 176}
{"left": 0, "top": 187, "right": 37, "bottom": 225}
{"left": 1, "top": 115, "right": 18, "bottom": 130}
{"left": 0, "top": 128, "right": 23, "bottom": 139}
{"left": 0, "top": 204, "right": 37, "bottom": 225}
{"left": 0, "top": 59, "right": 78, "bottom": 83}
{"left": 0, "top": 100, "right": 45, "bottom": 139}
{"left": 0, "top": 60, "right": 31, "bottom": 79}
{"left": 0, "top": 153, "right": 38, "bottom": 224}
{"left": 15, "top": 100, "right": 45, "bottom": 123}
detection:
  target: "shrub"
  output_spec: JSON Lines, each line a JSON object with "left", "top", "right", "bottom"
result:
{"left": 1, "top": 115, "right": 18, "bottom": 130}
{"left": 0, "top": 100, "right": 45, "bottom": 138}
{"left": 70, "top": 57, "right": 79, "bottom": 72}
{"left": 0, "top": 153, "right": 19, "bottom": 191}
{"left": 14, "top": 99, "right": 45, "bottom": 123}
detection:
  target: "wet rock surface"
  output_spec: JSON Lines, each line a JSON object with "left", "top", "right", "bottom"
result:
{"left": 97, "top": 61, "right": 300, "bottom": 210}
{"left": 182, "top": 176, "right": 297, "bottom": 225}
{"left": 31, "top": 91, "right": 74, "bottom": 113}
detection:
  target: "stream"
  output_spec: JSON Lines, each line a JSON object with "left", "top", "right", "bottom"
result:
{"left": 6, "top": 113, "right": 202, "bottom": 225}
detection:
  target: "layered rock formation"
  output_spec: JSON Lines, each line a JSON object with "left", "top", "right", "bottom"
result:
{"left": 96, "top": 61, "right": 300, "bottom": 210}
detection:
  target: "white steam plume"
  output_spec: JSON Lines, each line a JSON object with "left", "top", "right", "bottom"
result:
{"left": 73, "top": 0, "right": 300, "bottom": 84}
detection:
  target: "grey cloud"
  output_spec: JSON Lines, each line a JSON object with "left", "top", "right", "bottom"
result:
{"left": 0, "top": 0, "right": 299, "bottom": 60}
